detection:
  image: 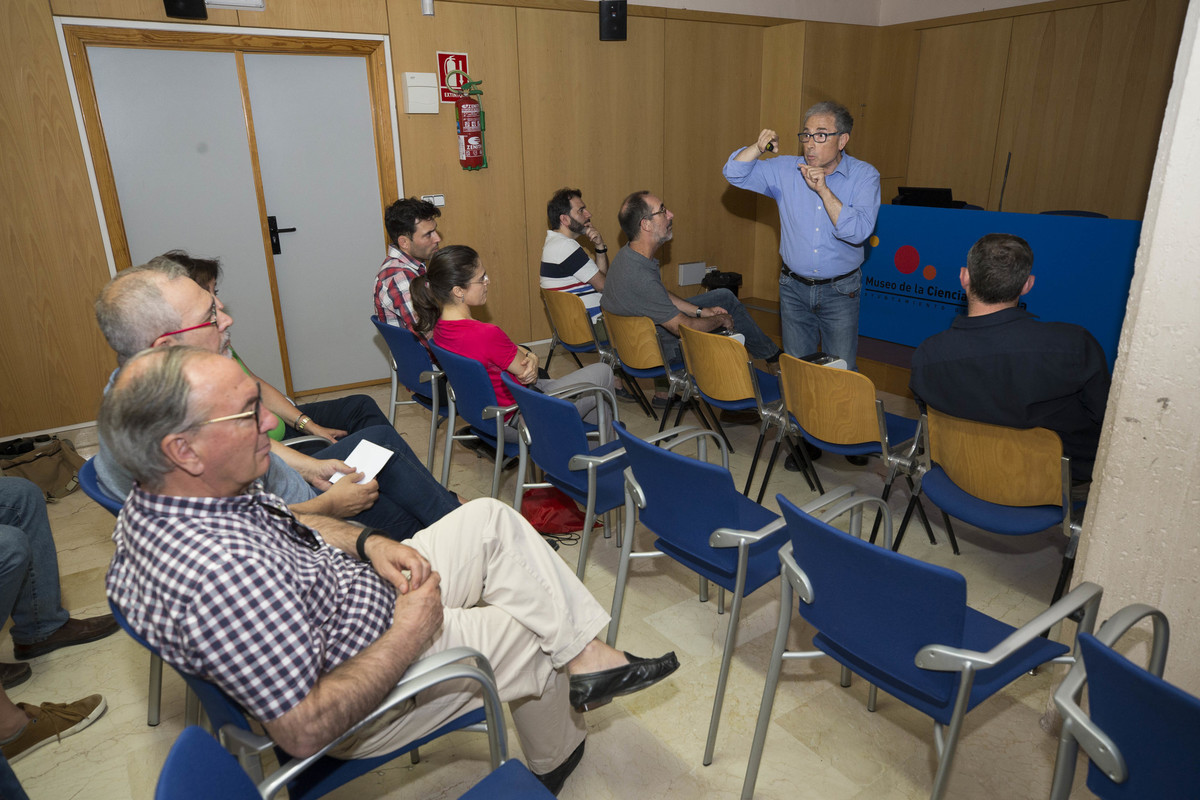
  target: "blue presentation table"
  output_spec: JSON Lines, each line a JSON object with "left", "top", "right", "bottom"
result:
{"left": 859, "top": 206, "right": 1140, "bottom": 369}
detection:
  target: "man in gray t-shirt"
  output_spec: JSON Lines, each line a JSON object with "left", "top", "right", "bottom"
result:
{"left": 601, "top": 191, "right": 781, "bottom": 366}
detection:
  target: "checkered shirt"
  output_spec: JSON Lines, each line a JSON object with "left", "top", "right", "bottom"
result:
{"left": 106, "top": 484, "right": 396, "bottom": 722}
{"left": 373, "top": 245, "right": 425, "bottom": 333}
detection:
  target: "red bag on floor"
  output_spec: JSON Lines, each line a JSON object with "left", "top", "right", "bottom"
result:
{"left": 520, "top": 487, "right": 600, "bottom": 534}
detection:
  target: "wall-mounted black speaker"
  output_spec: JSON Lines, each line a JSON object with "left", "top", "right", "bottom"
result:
{"left": 599, "top": 0, "right": 627, "bottom": 42}
{"left": 163, "top": 0, "right": 208, "bottom": 20}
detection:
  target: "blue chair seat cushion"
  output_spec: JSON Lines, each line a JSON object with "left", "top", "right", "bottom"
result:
{"left": 800, "top": 412, "right": 918, "bottom": 457}
{"left": 921, "top": 466, "right": 1063, "bottom": 535}
{"left": 653, "top": 497, "right": 784, "bottom": 594}
{"left": 813, "top": 607, "right": 1068, "bottom": 726}
{"left": 459, "top": 759, "right": 556, "bottom": 799}
{"left": 699, "top": 369, "right": 780, "bottom": 412}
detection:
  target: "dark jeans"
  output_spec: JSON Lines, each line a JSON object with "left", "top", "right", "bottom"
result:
{"left": 314, "top": 424, "right": 459, "bottom": 540}
{"left": 283, "top": 394, "right": 392, "bottom": 444}
{"left": 656, "top": 288, "right": 781, "bottom": 365}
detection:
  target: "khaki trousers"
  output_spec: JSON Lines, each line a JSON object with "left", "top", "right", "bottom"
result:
{"left": 334, "top": 498, "right": 608, "bottom": 774}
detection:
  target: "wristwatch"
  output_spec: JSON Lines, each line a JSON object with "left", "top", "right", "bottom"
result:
{"left": 694, "top": 308, "right": 703, "bottom": 318}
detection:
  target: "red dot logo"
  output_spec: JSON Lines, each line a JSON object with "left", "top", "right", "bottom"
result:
{"left": 895, "top": 245, "right": 919, "bottom": 275}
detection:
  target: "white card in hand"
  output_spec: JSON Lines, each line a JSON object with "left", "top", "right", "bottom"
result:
{"left": 327, "top": 439, "right": 393, "bottom": 483}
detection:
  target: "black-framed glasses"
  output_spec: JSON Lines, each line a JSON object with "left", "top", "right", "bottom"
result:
{"left": 798, "top": 131, "right": 843, "bottom": 143}
{"left": 194, "top": 383, "right": 262, "bottom": 429}
{"left": 161, "top": 299, "right": 219, "bottom": 338}
{"left": 642, "top": 207, "right": 669, "bottom": 221}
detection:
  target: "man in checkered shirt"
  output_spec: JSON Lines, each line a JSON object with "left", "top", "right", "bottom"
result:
{"left": 373, "top": 197, "right": 443, "bottom": 334}
{"left": 101, "top": 346, "right": 677, "bottom": 793}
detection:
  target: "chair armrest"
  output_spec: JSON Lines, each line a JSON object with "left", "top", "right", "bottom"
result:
{"left": 482, "top": 403, "right": 519, "bottom": 421}
{"left": 568, "top": 447, "right": 626, "bottom": 471}
{"left": 709, "top": 517, "right": 785, "bottom": 548}
{"left": 418, "top": 366, "right": 444, "bottom": 384}
{"left": 915, "top": 581, "right": 1104, "bottom": 673}
{"left": 655, "top": 426, "right": 730, "bottom": 469}
{"left": 1051, "top": 604, "right": 1170, "bottom": 785}
{"left": 257, "top": 647, "right": 505, "bottom": 800}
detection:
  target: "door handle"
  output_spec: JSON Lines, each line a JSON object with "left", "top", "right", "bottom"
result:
{"left": 267, "top": 215, "right": 297, "bottom": 255}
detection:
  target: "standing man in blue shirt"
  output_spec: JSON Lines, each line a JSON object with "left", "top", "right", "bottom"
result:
{"left": 723, "top": 101, "right": 880, "bottom": 370}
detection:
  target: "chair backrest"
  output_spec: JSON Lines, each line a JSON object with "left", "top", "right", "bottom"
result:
{"left": 502, "top": 373, "right": 592, "bottom": 482}
{"left": 540, "top": 289, "right": 597, "bottom": 350}
{"left": 156, "top": 727, "right": 259, "bottom": 800}
{"left": 429, "top": 342, "right": 502, "bottom": 432}
{"left": 778, "top": 353, "right": 879, "bottom": 445}
{"left": 678, "top": 326, "right": 755, "bottom": 403}
{"left": 371, "top": 315, "right": 436, "bottom": 397}
{"left": 603, "top": 312, "right": 665, "bottom": 371}
{"left": 79, "top": 458, "right": 124, "bottom": 515}
{"left": 615, "top": 425, "right": 760, "bottom": 550}
{"left": 926, "top": 406, "right": 1063, "bottom": 506}
{"left": 777, "top": 493, "right": 967, "bottom": 707}
{"left": 1077, "top": 632, "right": 1200, "bottom": 798}
{"left": 109, "top": 600, "right": 257, "bottom": 736}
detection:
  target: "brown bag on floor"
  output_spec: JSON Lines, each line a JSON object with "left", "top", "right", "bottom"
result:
{"left": 0, "top": 438, "right": 87, "bottom": 500}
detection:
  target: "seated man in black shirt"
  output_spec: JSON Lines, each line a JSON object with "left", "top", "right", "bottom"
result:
{"left": 909, "top": 233, "right": 1111, "bottom": 491}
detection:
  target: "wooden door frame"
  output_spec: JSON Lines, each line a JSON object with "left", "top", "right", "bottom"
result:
{"left": 61, "top": 22, "right": 400, "bottom": 396}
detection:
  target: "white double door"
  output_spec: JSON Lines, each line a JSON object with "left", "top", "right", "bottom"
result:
{"left": 88, "top": 45, "right": 389, "bottom": 394}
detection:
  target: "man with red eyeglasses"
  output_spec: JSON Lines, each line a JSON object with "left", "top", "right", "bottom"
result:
{"left": 93, "top": 258, "right": 459, "bottom": 541}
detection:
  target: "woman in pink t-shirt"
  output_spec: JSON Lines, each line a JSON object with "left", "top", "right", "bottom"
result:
{"left": 412, "top": 245, "right": 613, "bottom": 440}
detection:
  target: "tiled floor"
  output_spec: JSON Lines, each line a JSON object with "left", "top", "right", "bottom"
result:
{"left": 5, "top": 347, "right": 1090, "bottom": 798}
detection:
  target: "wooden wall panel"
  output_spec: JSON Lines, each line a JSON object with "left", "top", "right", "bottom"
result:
{"left": 237, "top": 0, "right": 388, "bottom": 34}
{"left": 0, "top": 0, "right": 117, "bottom": 436}
{"left": 746, "top": 21, "right": 805, "bottom": 301}
{"left": 517, "top": 9, "right": 665, "bottom": 339}
{"left": 906, "top": 19, "right": 1013, "bottom": 209}
{"left": 387, "top": 1, "right": 531, "bottom": 340}
{"left": 802, "top": 23, "right": 920, "bottom": 185}
{"left": 989, "top": 0, "right": 1187, "bottom": 217}
{"left": 664, "top": 19, "right": 762, "bottom": 300}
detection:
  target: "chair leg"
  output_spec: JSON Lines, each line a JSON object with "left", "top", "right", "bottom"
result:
{"left": 755, "top": 438, "right": 785, "bottom": 504}
{"left": 742, "top": 426, "right": 770, "bottom": 497}
{"left": 741, "top": 580, "right": 794, "bottom": 798}
{"left": 148, "top": 653, "right": 163, "bottom": 726}
{"left": 606, "top": 502, "right": 638, "bottom": 646}
{"left": 184, "top": 685, "right": 200, "bottom": 727}
{"left": 869, "top": 475, "right": 896, "bottom": 544}
{"left": 569, "top": 350, "right": 584, "bottom": 368}
{"left": 785, "top": 435, "right": 822, "bottom": 494}
{"left": 703, "top": 401, "right": 734, "bottom": 452}
{"left": 929, "top": 682, "right": 975, "bottom": 800}
{"left": 1050, "top": 552, "right": 1075, "bottom": 605}
{"left": 940, "top": 511, "right": 961, "bottom": 555}
{"left": 621, "top": 370, "right": 657, "bottom": 420}
{"left": 699, "top": 575, "right": 709, "bottom": 603}
{"left": 894, "top": 495, "right": 919, "bottom": 552}
{"left": 388, "top": 372, "right": 399, "bottom": 426}
{"left": 703, "top": 588, "right": 744, "bottom": 766}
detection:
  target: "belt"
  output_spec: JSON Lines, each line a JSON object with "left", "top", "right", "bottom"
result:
{"left": 781, "top": 265, "right": 859, "bottom": 286}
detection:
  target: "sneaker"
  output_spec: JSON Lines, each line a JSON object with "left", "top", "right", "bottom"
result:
{"left": 0, "top": 694, "right": 107, "bottom": 763}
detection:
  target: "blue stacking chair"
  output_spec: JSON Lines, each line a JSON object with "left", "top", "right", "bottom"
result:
{"left": 502, "top": 373, "right": 627, "bottom": 579}
{"left": 429, "top": 342, "right": 524, "bottom": 499}
{"left": 610, "top": 424, "right": 785, "bottom": 766}
{"left": 117, "top": 599, "right": 504, "bottom": 800}
{"left": 541, "top": 288, "right": 654, "bottom": 418}
{"left": 80, "top": 457, "right": 173, "bottom": 728}
{"left": 742, "top": 489, "right": 1104, "bottom": 800}
{"left": 604, "top": 311, "right": 714, "bottom": 433}
{"left": 1050, "top": 604, "right": 1199, "bottom": 799}
{"left": 678, "top": 325, "right": 809, "bottom": 497}
{"left": 894, "top": 406, "right": 1080, "bottom": 604}
{"left": 370, "top": 315, "right": 452, "bottom": 482}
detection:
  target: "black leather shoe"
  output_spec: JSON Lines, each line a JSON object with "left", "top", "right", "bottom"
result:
{"left": 784, "top": 441, "right": 822, "bottom": 470}
{"left": 844, "top": 454, "right": 870, "bottom": 466}
{"left": 0, "top": 662, "right": 31, "bottom": 690}
{"left": 13, "top": 615, "right": 120, "bottom": 660}
{"left": 534, "top": 739, "right": 585, "bottom": 795}
{"left": 569, "top": 651, "right": 679, "bottom": 712}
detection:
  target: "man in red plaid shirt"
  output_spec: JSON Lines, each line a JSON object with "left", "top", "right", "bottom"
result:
{"left": 373, "top": 198, "right": 443, "bottom": 334}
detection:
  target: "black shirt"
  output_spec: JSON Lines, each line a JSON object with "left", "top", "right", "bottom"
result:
{"left": 909, "top": 307, "right": 1111, "bottom": 482}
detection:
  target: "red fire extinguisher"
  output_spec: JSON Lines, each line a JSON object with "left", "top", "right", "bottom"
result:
{"left": 447, "top": 70, "right": 486, "bottom": 171}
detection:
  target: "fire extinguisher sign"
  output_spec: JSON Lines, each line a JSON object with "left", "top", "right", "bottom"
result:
{"left": 437, "top": 52, "right": 469, "bottom": 103}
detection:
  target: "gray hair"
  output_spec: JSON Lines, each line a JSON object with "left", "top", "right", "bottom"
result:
{"left": 94, "top": 256, "right": 191, "bottom": 364}
{"left": 98, "top": 346, "right": 208, "bottom": 489}
{"left": 803, "top": 101, "right": 854, "bottom": 135}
